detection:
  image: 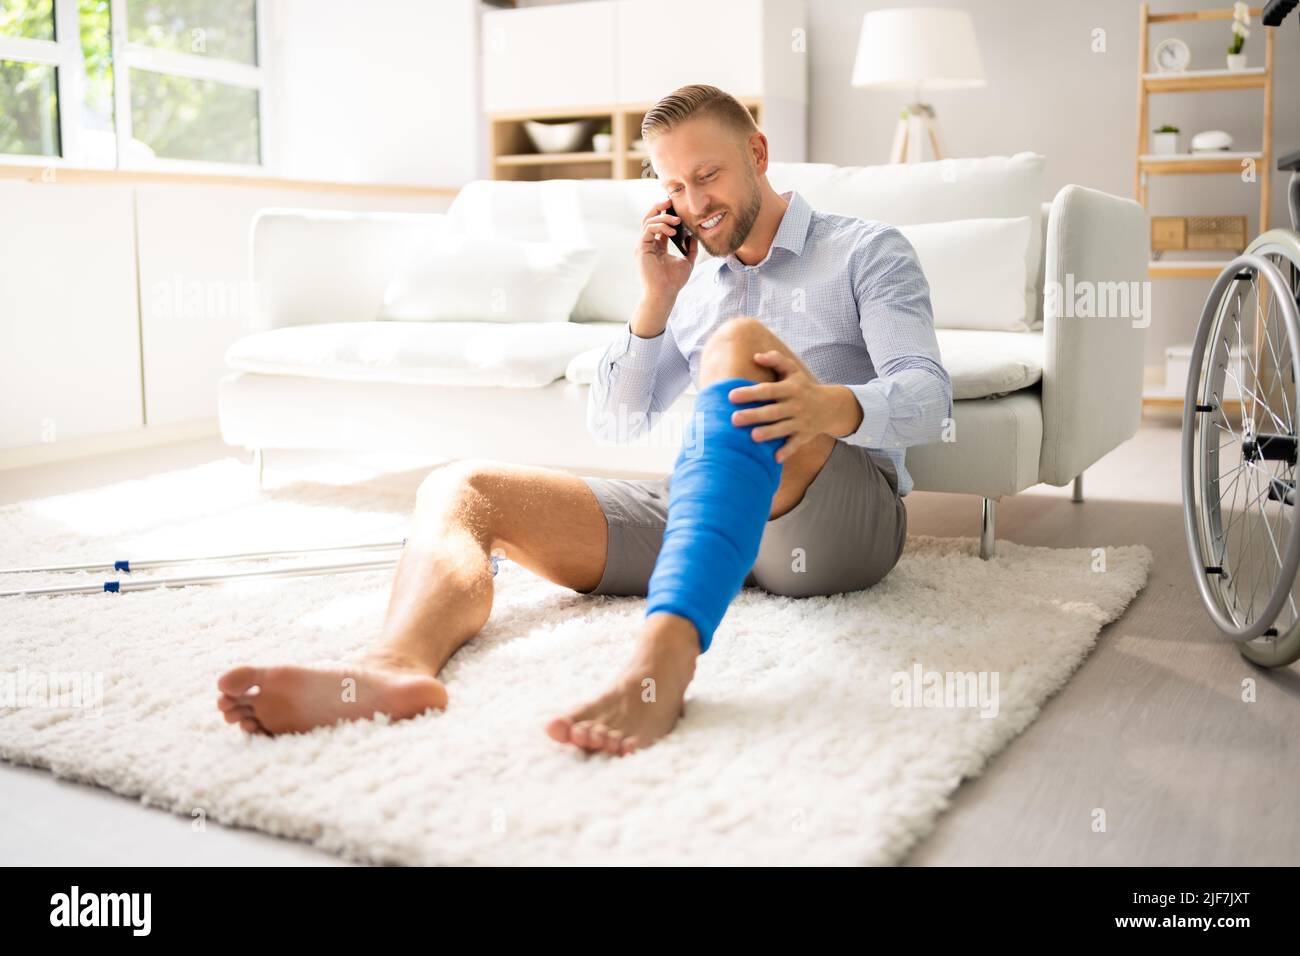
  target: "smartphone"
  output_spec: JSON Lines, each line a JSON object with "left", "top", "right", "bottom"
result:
{"left": 665, "top": 203, "right": 692, "bottom": 257}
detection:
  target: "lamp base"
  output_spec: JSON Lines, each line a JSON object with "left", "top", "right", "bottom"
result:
{"left": 888, "top": 103, "right": 946, "bottom": 164}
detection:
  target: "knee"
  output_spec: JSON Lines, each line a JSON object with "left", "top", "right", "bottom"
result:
{"left": 700, "top": 317, "right": 785, "bottom": 385}
{"left": 703, "top": 316, "right": 766, "bottom": 364}
{"left": 415, "top": 458, "right": 499, "bottom": 517}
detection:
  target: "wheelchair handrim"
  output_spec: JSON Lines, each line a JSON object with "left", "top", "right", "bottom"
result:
{"left": 1182, "top": 251, "right": 1300, "bottom": 643}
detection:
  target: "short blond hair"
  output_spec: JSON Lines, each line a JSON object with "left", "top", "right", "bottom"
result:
{"left": 640, "top": 84, "right": 758, "bottom": 142}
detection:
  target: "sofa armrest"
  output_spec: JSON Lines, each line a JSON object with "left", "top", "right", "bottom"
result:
{"left": 1039, "top": 184, "right": 1150, "bottom": 485}
{"left": 249, "top": 208, "right": 444, "bottom": 332}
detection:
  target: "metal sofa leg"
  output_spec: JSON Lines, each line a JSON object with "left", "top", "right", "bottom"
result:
{"left": 252, "top": 448, "right": 264, "bottom": 487}
{"left": 980, "top": 497, "right": 997, "bottom": 560}
{"left": 1072, "top": 471, "right": 1084, "bottom": 503}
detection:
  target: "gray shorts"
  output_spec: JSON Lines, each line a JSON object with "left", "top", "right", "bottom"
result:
{"left": 578, "top": 439, "right": 907, "bottom": 598}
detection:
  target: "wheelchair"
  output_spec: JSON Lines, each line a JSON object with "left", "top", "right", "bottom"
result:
{"left": 1182, "top": 0, "right": 1300, "bottom": 667}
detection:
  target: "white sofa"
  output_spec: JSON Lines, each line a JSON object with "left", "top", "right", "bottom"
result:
{"left": 219, "top": 154, "right": 1149, "bottom": 558}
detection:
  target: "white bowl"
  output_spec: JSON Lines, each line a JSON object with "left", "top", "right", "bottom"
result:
{"left": 1190, "top": 129, "right": 1233, "bottom": 152}
{"left": 524, "top": 119, "right": 595, "bottom": 154}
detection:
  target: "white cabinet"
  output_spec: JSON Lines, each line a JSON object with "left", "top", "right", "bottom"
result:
{"left": 0, "top": 183, "right": 143, "bottom": 450}
{"left": 613, "top": 0, "right": 766, "bottom": 103}
{"left": 482, "top": 1, "right": 619, "bottom": 114}
{"left": 482, "top": 0, "right": 806, "bottom": 123}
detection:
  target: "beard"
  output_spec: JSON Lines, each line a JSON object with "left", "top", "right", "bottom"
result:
{"left": 693, "top": 168, "right": 763, "bottom": 258}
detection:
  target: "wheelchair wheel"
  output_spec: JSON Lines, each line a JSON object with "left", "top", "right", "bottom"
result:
{"left": 1182, "top": 231, "right": 1300, "bottom": 667}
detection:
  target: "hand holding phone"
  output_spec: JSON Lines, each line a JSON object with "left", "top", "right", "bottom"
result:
{"left": 665, "top": 203, "right": 693, "bottom": 257}
{"left": 637, "top": 198, "right": 696, "bottom": 302}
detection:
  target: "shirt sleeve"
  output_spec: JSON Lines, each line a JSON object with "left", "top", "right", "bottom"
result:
{"left": 587, "top": 311, "right": 693, "bottom": 444}
{"left": 841, "top": 224, "right": 953, "bottom": 448}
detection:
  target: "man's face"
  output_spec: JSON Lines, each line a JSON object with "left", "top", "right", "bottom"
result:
{"left": 648, "top": 117, "right": 763, "bottom": 258}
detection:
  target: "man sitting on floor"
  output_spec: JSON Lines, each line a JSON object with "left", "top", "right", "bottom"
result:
{"left": 217, "top": 84, "right": 952, "bottom": 755}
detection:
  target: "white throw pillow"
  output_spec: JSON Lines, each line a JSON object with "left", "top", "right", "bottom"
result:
{"left": 380, "top": 232, "right": 598, "bottom": 324}
{"left": 896, "top": 217, "right": 1031, "bottom": 332}
{"left": 446, "top": 177, "right": 665, "bottom": 323}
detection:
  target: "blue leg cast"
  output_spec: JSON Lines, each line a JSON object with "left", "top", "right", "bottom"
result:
{"left": 644, "top": 377, "right": 785, "bottom": 652}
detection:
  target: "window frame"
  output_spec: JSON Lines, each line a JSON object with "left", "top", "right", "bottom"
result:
{"left": 0, "top": 0, "right": 86, "bottom": 166}
{"left": 0, "top": 0, "right": 270, "bottom": 173}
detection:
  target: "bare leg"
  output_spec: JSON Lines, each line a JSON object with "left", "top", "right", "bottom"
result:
{"left": 547, "top": 316, "right": 836, "bottom": 755}
{"left": 218, "top": 461, "right": 611, "bottom": 735}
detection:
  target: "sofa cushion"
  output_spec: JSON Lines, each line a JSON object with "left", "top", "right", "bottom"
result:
{"left": 897, "top": 217, "right": 1031, "bottom": 332}
{"left": 768, "top": 153, "right": 1046, "bottom": 325}
{"left": 379, "top": 232, "right": 598, "bottom": 324}
{"left": 565, "top": 327, "right": 1041, "bottom": 401}
{"left": 935, "top": 328, "right": 1043, "bottom": 399}
{"left": 225, "top": 321, "right": 625, "bottom": 388}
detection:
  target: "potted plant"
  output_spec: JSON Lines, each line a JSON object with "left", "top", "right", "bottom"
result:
{"left": 592, "top": 120, "right": 613, "bottom": 154}
{"left": 1227, "top": 1, "right": 1250, "bottom": 70}
{"left": 1152, "top": 124, "right": 1180, "bottom": 155}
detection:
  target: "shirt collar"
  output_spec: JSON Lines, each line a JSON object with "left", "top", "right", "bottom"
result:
{"left": 716, "top": 190, "right": 812, "bottom": 279}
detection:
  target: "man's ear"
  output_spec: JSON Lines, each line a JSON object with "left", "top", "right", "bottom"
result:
{"left": 747, "top": 131, "right": 770, "bottom": 176}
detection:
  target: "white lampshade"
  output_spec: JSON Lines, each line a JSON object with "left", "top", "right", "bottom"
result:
{"left": 851, "top": 7, "right": 986, "bottom": 91}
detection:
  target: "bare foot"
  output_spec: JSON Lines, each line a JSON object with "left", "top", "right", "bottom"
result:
{"left": 546, "top": 613, "right": 699, "bottom": 756}
{"left": 216, "top": 654, "right": 447, "bottom": 736}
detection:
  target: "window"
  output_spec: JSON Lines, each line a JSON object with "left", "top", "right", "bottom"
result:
{"left": 116, "top": 0, "right": 264, "bottom": 167}
{"left": 0, "top": 0, "right": 265, "bottom": 169}
{"left": 0, "top": 0, "right": 67, "bottom": 158}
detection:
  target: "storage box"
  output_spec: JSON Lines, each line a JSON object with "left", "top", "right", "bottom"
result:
{"left": 1152, "top": 215, "right": 1247, "bottom": 253}
{"left": 1166, "top": 342, "right": 1245, "bottom": 400}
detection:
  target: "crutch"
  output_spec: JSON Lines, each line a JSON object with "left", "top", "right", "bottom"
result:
{"left": 0, "top": 539, "right": 408, "bottom": 576}
{"left": 0, "top": 541, "right": 508, "bottom": 598}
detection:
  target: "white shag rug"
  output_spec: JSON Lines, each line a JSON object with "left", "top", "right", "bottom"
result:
{"left": 0, "top": 458, "right": 1151, "bottom": 866}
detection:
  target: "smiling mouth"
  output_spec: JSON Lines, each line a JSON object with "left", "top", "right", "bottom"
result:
{"left": 697, "top": 211, "right": 726, "bottom": 232}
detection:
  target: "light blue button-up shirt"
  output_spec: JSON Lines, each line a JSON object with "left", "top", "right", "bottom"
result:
{"left": 587, "top": 190, "right": 952, "bottom": 495}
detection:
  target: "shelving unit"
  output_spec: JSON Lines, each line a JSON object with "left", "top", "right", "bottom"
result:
{"left": 489, "top": 99, "right": 764, "bottom": 182}
{"left": 1134, "top": 3, "right": 1276, "bottom": 409}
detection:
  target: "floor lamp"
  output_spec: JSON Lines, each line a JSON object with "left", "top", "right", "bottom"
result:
{"left": 851, "top": 7, "right": 986, "bottom": 164}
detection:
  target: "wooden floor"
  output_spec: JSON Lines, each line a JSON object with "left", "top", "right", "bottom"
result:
{"left": 1, "top": 416, "right": 1296, "bottom": 866}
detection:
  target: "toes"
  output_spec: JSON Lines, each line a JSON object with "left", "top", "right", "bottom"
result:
{"left": 217, "top": 666, "right": 263, "bottom": 697}
{"left": 587, "top": 723, "right": 609, "bottom": 752}
{"left": 217, "top": 694, "right": 238, "bottom": 712}
{"left": 621, "top": 735, "right": 647, "bottom": 755}
{"left": 569, "top": 720, "right": 594, "bottom": 750}
{"left": 237, "top": 717, "right": 266, "bottom": 735}
{"left": 595, "top": 728, "right": 621, "bottom": 759}
{"left": 544, "top": 717, "right": 574, "bottom": 744}
{"left": 222, "top": 704, "right": 256, "bottom": 725}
